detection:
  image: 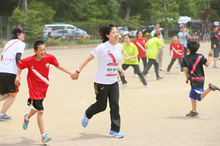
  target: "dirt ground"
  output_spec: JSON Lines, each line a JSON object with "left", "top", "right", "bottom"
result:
{"left": 0, "top": 42, "right": 220, "bottom": 146}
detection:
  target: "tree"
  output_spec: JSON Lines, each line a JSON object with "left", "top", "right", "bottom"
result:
{"left": 151, "top": 0, "right": 179, "bottom": 38}
{"left": 177, "top": 0, "right": 197, "bottom": 18}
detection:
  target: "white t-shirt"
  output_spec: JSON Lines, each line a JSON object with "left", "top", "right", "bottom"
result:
{"left": 91, "top": 41, "right": 123, "bottom": 84}
{"left": 0, "top": 39, "right": 25, "bottom": 74}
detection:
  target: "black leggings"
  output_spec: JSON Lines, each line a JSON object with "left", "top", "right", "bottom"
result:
{"left": 120, "top": 64, "right": 147, "bottom": 85}
{"left": 86, "top": 82, "right": 121, "bottom": 132}
{"left": 167, "top": 58, "right": 183, "bottom": 72}
{"left": 142, "top": 58, "right": 160, "bottom": 78}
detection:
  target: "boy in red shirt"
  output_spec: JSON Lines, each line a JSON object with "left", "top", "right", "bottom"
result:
{"left": 14, "top": 41, "right": 72, "bottom": 143}
{"left": 167, "top": 35, "right": 184, "bottom": 73}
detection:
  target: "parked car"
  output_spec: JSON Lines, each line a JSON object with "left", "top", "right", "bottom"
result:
{"left": 129, "top": 30, "right": 137, "bottom": 37}
{"left": 118, "top": 26, "right": 129, "bottom": 36}
{"left": 48, "top": 29, "right": 81, "bottom": 40}
{"left": 43, "top": 24, "right": 89, "bottom": 40}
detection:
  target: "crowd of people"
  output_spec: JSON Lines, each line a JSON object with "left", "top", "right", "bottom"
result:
{"left": 0, "top": 24, "right": 220, "bottom": 144}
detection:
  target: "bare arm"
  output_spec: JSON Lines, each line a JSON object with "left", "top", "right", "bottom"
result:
{"left": 14, "top": 68, "right": 22, "bottom": 86}
{"left": 124, "top": 55, "right": 137, "bottom": 60}
{"left": 184, "top": 67, "right": 189, "bottom": 84}
{"left": 205, "top": 50, "right": 214, "bottom": 67}
{"left": 56, "top": 65, "right": 72, "bottom": 75}
{"left": 71, "top": 53, "right": 95, "bottom": 80}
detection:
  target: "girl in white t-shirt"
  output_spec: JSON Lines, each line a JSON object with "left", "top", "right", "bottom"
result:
{"left": 0, "top": 26, "right": 27, "bottom": 121}
{"left": 71, "top": 24, "right": 125, "bottom": 138}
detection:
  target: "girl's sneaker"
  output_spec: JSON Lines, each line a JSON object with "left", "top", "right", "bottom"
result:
{"left": 23, "top": 114, "right": 29, "bottom": 130}
{"left": 81, "top": 113, "right": 89, "bottom": 127}
{"left": 41, "top": 134, "right": 51, "bottom": 144}
{"left": 0, "top": 114, "right": 11, "bottom": 121}
{"left": 109, "top": 130, "right": 124, "bottom": 138}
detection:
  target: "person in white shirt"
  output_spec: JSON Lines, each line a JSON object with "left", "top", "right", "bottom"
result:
{"left": 0, "top": 26, "right": 28, "bottom": 121}
{"left": 71, "top": 24, "right": 125, "bottom": 138}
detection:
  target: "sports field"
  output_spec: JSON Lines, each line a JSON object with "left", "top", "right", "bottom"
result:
{"left": 0, "top": 42, "right": 220, "bottom": 146}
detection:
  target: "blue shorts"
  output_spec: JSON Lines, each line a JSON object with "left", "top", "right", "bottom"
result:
{"left": 189, "top": 88, "right": 204, "bottom": 101}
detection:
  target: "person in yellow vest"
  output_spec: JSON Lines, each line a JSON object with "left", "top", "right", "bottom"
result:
{"left": 143, "top": 31, "right": 165, "bottom": 80}
{"left": 119, "top": 34, "right": 148, "bottom": 88}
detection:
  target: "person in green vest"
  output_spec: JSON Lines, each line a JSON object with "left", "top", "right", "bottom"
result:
{"left": 142, "top": 31, "right": 165, "bottom": 80}
{"left": 119, "top": 34, "right": 149, "bottom": 88}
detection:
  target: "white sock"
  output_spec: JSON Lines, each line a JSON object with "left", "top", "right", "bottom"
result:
{"left": 41, "top": 133, "right": 46, "bottom": 137}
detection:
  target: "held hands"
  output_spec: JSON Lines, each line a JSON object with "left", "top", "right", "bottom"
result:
{"left": 208, "top": 50, "right": 214, "bottom": 57}
{"left": 71, "top": 71, "right": 79, "bottom": 80}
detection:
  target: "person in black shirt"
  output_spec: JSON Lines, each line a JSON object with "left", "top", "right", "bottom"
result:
{"left": 182, "top": 39, "right": 220, "bottom": 117}
{"left": 210, "top": 25, "right": 220, "bottom": 68}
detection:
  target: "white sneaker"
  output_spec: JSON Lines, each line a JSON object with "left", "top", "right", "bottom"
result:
{"left": 145, "top": 83, "right": 149, "bottom": 88}
{"left": 121, "top": 84, "right": 128, "bottom": 89}
{"left": 134, "top": 74, "right": 138, "bottom": 77}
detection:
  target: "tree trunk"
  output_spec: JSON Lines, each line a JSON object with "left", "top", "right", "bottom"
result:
{"left": 124, "top": 5, "right": 131, "bottom": 22}
{"left": 164, "top": 25, "right": 168, "bottom": 39}
{"left": 18, "top": 0, "right": 27, "bottom": 14}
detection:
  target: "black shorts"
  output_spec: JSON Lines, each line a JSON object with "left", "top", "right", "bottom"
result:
{"left": 27, "top": 98, "right": 44, "bottom": 111}
{"left": 0, "top": 73, "right": 18, "bottom": 94}
{"left": 212, "top": 48, "right": 219, "bottom": 58}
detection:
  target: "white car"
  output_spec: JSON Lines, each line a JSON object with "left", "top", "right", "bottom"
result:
{"left": 118, "top": 26, "right": 129, "bottom": 36}
{"left": 129, "top": 30, "right": 137, "bottom": 37}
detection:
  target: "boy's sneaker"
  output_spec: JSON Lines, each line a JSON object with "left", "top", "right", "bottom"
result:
{"left": 41, "top": 134, "right": 51, "bottom": 144}
{"left": 186, "top": 111, "right": 199, "bottom": 117}
{"left": 23, "top": 114, "right": 29, "bottom": 130}
{"left": 0, "top": 114, "right": 11, "bottom": 121}
{"left": 209, "top": 83, "right": 220, "bottom": 91}
{"left": 144, "top": 83, "right": 149, "bottom": 88}
{"left": 81, "top": 113, "right": 89, "bottom": 127}
{"left": 109, "top": 130, "right": 124, "bottom": 138}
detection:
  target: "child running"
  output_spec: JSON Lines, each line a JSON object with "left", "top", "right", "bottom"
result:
{"left": 167, "top": 35, "right": 184, "bottom": 73}
{"left": 120, "top": 34, "right": 148, "bottom": 88}
{"left": 142, "top": 31, "right": 165, "bottom": 80}
{"left": 14, "top": 41, "right": 72, "bottom": 143}
{"left": 71, "top": 24, "right": 125, "bottom": 138}
{"left": 182, "top": 39, "right": 220, "bottom": 117}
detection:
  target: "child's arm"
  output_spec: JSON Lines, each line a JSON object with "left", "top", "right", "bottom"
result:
{"left": 124, "top": 55, "right": 137, "bottom": 60}
{"left": 205, "top": 50, "right": 214, "bottom": 67}
{"left": 14, "top": 68, "right": 22, "bottom": 86}
{"left": 56, "top": 65, "right": 73, "bottom": 75}
{"left": 184, "top": 67, "right": 189, "bottom": 84}
{"left": 71, "top": 53, "right": 95, "bottom": 80}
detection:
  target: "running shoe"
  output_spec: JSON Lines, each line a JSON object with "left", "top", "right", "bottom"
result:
{"left": 0, "top": 114, "right": 11, "bottom": 121}
{"left": 134, "top": 74, "right": 138, "bottom": 78}
{"left": 186, "top": 111, "right": 199, "bottom": 117}
{"left": 145, "top": 83, "right": 149, "bottom": 88}
{"left": 209, "top": 83, "right": 220, "bottom": 91}
{"left": 109, "top": 130, "right": 124, "bottom": 138}
{"left": 23, "top": 114, "right": 29, "bottom": 130}
{"left": 41, "top": 134, "right": 51, "bottom": 143}
{"left": 81, "top": 112, "right": 89, "bottom": 127}
{"left": 156, "top": 77, "right": 163, "bottom": 80}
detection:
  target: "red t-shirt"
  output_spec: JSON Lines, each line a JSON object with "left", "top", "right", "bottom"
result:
{"left": 170, "top": 41, "right": 184, "bottom": 59}
{"left": 133, "top": 37, "right": 147, "bottom": 58}
{"left": 17, "top": 54, "right": 59, "bottom": 100}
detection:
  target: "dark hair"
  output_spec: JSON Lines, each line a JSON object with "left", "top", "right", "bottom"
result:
{"left": 173, "top": 34, "right": 178, "bottom": 38}
{"left": 136, "top": 30, "right": 144, "bottom": 37}
{"left": 212, "top": 25, "right": 218, "bottom": 30}
{"left": 124, "top": 33, "right": 131, "bottom": 38}
{"left": 154, "top": 31, "right": 161, "bottom": 37}
{"left": 154, "top": 23, "right": 159, "bottom": 26}
{"left": 13, "top": 33, "right": 19, "bottom": 39}
{"left": 99, "top": 24, "right": 116, "bottom": 43}
{"left": 187, "top": 39, "right": 200, "bottom": 54}
{"left": 34, "top": 40, "right": 44, "bottom": 51}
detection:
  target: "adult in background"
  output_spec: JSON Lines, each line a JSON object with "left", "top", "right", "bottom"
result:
{"left": 210, "top": 25, "right": 220, "bottom": 68}
{"left": 0, "top": 26, "right": 28, "bottom": 121}
{"left": 151, "top": 23, "right": 164, "bottom": 71}
{"left": 178, "top": 24, "right": 189, "bottom": 57}
{"left": 71, "top": 24, "right": 124, "bottom": 138}
{"left": 133, "top": 30, "right": 147, "bottom": 75}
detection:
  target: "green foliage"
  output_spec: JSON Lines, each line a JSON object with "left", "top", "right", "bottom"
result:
{"left": 178, "top": 0, "right": 197, "bottom": 18}
{"left": 28, "top": 0, "right": 55, "bottom": 25}
{"left": 128, "top": 14, "right": 144, "bottom": 30}
{"left": 11, "top": 7, "right": 44, "bottom": 46}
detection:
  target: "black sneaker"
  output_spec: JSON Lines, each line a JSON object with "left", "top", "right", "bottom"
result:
{"left": 186, "top": 111, "right": 199, "bottom": 117}
{"left": 156, "top": 77, "right": 163, "bottom": 80}
{"left": 209, "top": 83, "right": 220, "bottom": 91}
{"left": 0, "top": 114, "right": 11, "bottom": 121}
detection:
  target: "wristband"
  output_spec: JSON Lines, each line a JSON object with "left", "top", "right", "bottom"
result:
{"left": 76, "top": 70, "right": 80, "bottom": 74}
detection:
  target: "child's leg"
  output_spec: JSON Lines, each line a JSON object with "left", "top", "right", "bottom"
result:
{"left": 37, "top": 110, "right": 45, "bottom": 135}
{"left": 27, "top": 108, "right": 37, "bottom": 119}
{"left": 0, "top": 93, "right": 17, "bottom": 114}
{"left": 200, "top": 88, "right": 212, "bottom": 101}
{"left": 191, "top": 98, "right": 197, "bottom": 112}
